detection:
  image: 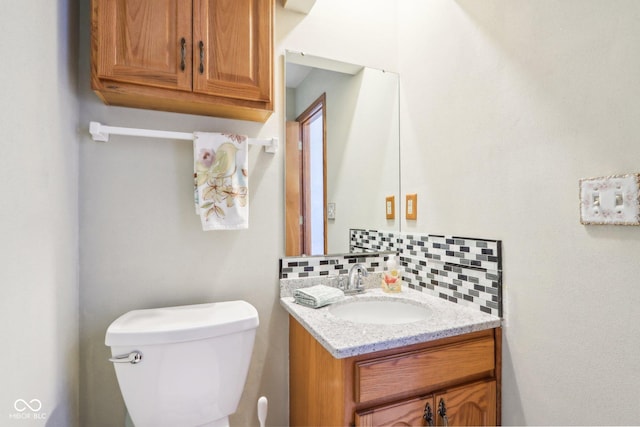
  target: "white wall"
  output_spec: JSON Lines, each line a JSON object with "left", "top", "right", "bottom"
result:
{"left": 399, "top": 0, "right": 640, "bottom": 424}
{"left": 78, "top": 1, "right": 398, "bottom": 426}
{"left": 0, "top": 1, "right": 79, "bottom": 426}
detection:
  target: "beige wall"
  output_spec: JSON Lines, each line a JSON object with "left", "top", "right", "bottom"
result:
{"left": 399, "top": 0, "right": 640, "bottom": 424}
{"left": 0, "top": 0, "right": 79, "bottom": 426}
{"left": 78, "top": 1, "right": 398, "bottom": 426}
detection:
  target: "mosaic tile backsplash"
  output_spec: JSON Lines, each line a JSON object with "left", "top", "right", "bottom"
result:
{"left": 280, "top": 229, "right": 502, "bottom": 317}
{"left": 279, "top": 252, "right": 393, "bottom": 279}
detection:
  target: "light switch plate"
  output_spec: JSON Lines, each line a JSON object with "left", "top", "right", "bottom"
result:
{"left": 327, "top": 202, "right": 336, "bottom": 220}
{"left": 580, "top": 174, "right": 640, "bottom": 225}
{"left": 406, "top": 194, "right": 417, "bottom": 220}
{"left": 385, "top": 196, "right": 395, "bottom": 220}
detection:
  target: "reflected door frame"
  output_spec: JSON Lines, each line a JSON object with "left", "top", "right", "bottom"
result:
{"left": 285, "top": 93, "right": 327, "bottom": 256}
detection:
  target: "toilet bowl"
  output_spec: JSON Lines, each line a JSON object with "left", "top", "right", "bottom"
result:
{"left": 105, "top": 301, "right": 259, "bottom": 427}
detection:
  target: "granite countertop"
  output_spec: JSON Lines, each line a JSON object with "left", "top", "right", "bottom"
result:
{"left": 280, "top": 284, "right": 501, "bottom": 359}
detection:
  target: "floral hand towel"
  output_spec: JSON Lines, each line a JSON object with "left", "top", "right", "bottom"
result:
{"left": 194, "top": 132, "right": 248, "bottom": 230}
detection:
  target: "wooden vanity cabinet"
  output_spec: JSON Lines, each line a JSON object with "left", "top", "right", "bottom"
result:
{"left": 289, "top": 317, "right": 501, "bottom": 426}
{"left": 91, "top": 0, "right": 273, "bottom": 122}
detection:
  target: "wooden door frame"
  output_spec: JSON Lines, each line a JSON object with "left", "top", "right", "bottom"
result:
{"left": 296, "top": 93, "right": 327, "bottom": 255}
{"left": 285, "top": 121, "right": 303, "bottom": 256}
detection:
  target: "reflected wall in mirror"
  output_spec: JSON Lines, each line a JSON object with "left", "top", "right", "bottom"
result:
{"left": 285, "top": 51, "right": 400, "bottom": 256}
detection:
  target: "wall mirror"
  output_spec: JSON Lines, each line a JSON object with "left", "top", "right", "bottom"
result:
{"left": 284, "top": 51, "right": 400, "bottom": 256}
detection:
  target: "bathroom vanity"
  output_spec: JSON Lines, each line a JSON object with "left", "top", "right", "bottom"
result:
{"left": 281, "top": 287, "right": 502, "bottom": 426}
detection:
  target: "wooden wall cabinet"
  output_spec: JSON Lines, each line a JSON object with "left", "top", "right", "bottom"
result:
{"left": 289, "top": 317, "right": 502, "bottom": 426}
{"left": 91, "top": 0, "right": 273, "bottom": 122}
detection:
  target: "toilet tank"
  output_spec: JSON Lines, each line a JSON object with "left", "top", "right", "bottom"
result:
{"left": 105, "top": 301, "right": 259, "bottom": 427}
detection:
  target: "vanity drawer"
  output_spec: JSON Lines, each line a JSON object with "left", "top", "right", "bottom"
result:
{"left": 354, "top": 334, "right": 495, "bottom": 403}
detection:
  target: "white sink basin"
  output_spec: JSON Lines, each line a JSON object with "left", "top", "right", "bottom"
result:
{"left": 328, "top": 298, "right": 430, "bottom": 324}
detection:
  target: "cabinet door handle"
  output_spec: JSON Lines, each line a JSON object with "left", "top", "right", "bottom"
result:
{"left": 423, "top": 402, "right": 434, "bottom": 426}
{"left": 180, "top": 37, "right": 186, "bottom": 71}
{"left": 438, "top": 398, "right": 449, "bottom": 427}
{"left": 199, "top": 41, "right": 205, "bottom": 74}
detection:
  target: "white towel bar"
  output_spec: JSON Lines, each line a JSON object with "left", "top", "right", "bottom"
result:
{"left": 88, "top": 121, "right": 278, "bottom": 154}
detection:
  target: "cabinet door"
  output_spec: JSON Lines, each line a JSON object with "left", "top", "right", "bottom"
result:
{"left": 93, "top": 0, "right": 192, "bottom": 91}
{"left": 193, "top": 0, "right": 272, "bottom": 103}
{"left": 355, "top": 396, "right": 436, "bottom": 427}
{"left": 435, "top": 381, "right": 496, "bottom": 426}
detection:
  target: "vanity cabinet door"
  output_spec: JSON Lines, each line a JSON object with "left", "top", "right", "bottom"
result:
{"left": 435, "top": 380, "right": 496, "bottom": 426}
{"left": 355, "top": 381, "right": 496, "bottom": 427}
{"left": 355, "top": 396, "right": 436, "bottom": 427}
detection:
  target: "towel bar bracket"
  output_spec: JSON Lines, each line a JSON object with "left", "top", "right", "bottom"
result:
{"left": 89, "top": 121, "right": 109, "bottom": 142}
{"left": 264, "top": 137, "right": 278, "bottom": 154}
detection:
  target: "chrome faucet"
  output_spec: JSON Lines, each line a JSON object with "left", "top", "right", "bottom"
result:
{"left": 346, "top": 263, "right": 368, "bottom": 295}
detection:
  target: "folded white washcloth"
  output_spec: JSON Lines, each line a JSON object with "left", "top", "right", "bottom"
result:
{"left": 294, "top": 285, "right": 344, "bottom": 309}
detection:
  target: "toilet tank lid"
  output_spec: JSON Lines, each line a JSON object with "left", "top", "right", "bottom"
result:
{"left": 105, "top": 300, "right": 259, "bottom": 346}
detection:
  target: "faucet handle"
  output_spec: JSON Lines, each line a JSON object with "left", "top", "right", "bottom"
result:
{"left": 334, "top": 275, "right": 347, "bottom": 290}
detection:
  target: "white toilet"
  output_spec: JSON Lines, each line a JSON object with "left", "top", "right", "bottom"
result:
{"left": 105, "top": 301, "right": 259, "bottom": 427}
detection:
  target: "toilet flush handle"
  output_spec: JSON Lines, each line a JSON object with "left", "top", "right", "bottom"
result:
{"left": 109, "top": 351, "right": 143, "bottom": 364}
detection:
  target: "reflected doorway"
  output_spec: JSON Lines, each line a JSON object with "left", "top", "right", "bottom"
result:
{"left": 285, "top": 94, "right": 327, "bottom": 256}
